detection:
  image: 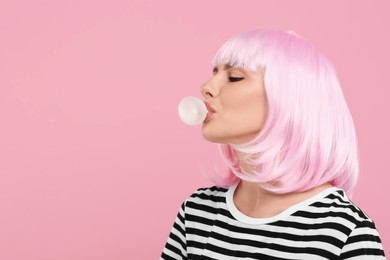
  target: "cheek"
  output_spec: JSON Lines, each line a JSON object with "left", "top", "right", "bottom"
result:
{"left": 221, "top": 88, "right": 266, "bottom": 119}
{"left": 221, "top": 88, "right": 251, "bottom": 108}
{"left": 219, "top": 89, "right": 268, "bottom": 136}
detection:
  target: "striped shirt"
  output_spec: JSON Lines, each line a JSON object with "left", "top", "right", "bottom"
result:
{"left": 161, "top": 183, "right": 385, "bottom": 259}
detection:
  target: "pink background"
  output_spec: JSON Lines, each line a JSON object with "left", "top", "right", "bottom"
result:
{"left": 0, "top": 0, "right": 389, "bottom": 259}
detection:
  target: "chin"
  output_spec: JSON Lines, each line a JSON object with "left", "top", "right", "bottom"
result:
{"left": 201, "top": 128, "right": 256, "bottom": 145}
{"left": 201, "top": 129, "right": 222, "bottom": 143}
{"left": 201, "top": 129, "right": 230, "bottom": 144}
{"left": 201, "top": 133, "right": 221, "bottom": 143}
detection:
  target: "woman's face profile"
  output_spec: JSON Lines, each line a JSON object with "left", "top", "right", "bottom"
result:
{"left": 200, "top": 63, "right": 268, "bottom": 145}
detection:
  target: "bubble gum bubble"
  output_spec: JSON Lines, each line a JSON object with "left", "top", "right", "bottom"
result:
{"left": 178, "top": 96, "right": 207, "bottom": 126}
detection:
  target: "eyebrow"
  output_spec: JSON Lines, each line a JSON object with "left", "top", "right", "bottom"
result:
{"left": 213, "top": 64, "right": 233, "bottom": 73}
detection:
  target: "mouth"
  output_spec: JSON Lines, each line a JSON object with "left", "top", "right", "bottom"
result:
{"left": 204, "top": 111, "right": 215, "bottom": 122}
{"left": 203, "top": 102, "right": 216, "bottom": 123}
{"left": 204, "top": 101, "right": 216, "bottom": 113}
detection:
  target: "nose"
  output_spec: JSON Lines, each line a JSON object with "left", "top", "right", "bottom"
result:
{"left": 200, "top": 78, "right": 219, "bottom": 99}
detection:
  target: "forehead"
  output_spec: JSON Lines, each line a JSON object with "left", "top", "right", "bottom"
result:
{"left": 212, "top": 63, "right": 263, "bottom": 76}
{"left": 212, "top": 64, "right": 246, "bottom": 72}
{"left": 213, "top": 64, "right": 230, "bottom": 71}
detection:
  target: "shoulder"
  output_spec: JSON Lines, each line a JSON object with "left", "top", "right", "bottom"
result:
{"left": 298, "top": 188, "right": 385, "bottom": 256}
{"left": 317, "top": 188, "right": 375, "bottom": 224}
{"left": 182, "top": 185, "right": 230, "bottom": 210}
{"left": 187, "top": 185, "right": 229, "bottom": 202}
{"left": 335, "top": 190, "right": 386, "bottom": 258}
{"left": 190, "top": 185, "right": 229, "bottom": 197}
{"left": 300, "top": 188, "right": 382, "bottom": 237}
{"left": 319, "top": 189, "right": 384, "bottom": 242}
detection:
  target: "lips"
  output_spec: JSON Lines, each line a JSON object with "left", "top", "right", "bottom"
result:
{"left": 203, "top": 101, "right": 216, "bottom": 123}
{"left": 204, "top": 101, "right": 216, "bottom": 113}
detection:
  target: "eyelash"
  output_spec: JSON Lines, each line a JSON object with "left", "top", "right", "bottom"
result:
{"left": 228, "top": 76, "right": 244, "bottom": 82}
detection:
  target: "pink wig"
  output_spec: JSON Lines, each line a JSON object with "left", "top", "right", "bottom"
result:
{"left": 210, "top": 29, "right": 359, "bottom": 196}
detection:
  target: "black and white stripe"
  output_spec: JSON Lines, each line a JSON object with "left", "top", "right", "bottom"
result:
{"left": 161, "top": 185, "right": 385, "bottom": 259}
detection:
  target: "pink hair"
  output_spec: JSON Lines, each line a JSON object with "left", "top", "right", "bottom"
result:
{"left": 209, "top": 29, "right": 359, "bottom": 196}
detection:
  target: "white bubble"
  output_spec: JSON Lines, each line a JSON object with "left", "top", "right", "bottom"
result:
{"left": 178, "top": 96, "right": 207, "bottom": 126}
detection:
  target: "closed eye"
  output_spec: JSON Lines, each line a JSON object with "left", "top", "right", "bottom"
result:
{"left": 228, "top": 76, "right": 244, "bottom": 82}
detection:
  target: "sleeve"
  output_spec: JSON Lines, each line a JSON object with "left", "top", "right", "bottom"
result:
{"left": 160, "top": 201, "right": 187, "bottom": 260}
{"left": 339, "top": 219, "right": 386, "bottom": 259}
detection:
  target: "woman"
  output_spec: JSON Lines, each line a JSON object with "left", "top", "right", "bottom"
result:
{"left": 160, "top": 29, "right": 385, "bottom": 259}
